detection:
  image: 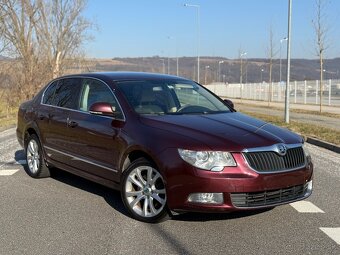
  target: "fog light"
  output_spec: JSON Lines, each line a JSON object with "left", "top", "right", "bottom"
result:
{"left": 188, "top": 193, "right": 224, "bottom": 204}
{"left": 305, "top": 180, "right": 313, "bottom": 196}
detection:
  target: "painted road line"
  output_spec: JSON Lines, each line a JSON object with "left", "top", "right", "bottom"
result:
{"left": 289, "top": 201, "right": 325, "bottom": 213}
{"left": 0, "top": 169, "right": 20, "bottom": 176}
{"left": 320, "top": 228, "right": 340, "bottom": 245}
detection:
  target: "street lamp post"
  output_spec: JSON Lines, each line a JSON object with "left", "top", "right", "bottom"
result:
{"left": 167, "top": 36, "right": 179, "bottom": 76}
{"left": 218, "top": 61, "right": 224, "bottom": 82}
{"left": 279, "top": 37, "right": 288, "bottom": 83}
{"left": 167, "top": 57, "right": 170, "bottom": 74}
{"left": 284, "top": 0, "right": 292, "bottom": 123}
{"left": 205, "top": 65, "right": 210, "bottom": 85}
{"left": 184, "top": 3, "right": 200, "bottom": 83}
{"left": 160, "top": 59, "right": 165, "bottom": 74}
{"left": 240, "top": 52, "right": 247, "bottom": 99}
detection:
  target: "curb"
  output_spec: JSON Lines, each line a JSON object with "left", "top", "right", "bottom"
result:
{"left": 307, "top": 137, "right": 340, "bottom": 154}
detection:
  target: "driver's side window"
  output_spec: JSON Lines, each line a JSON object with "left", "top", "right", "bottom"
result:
{"left": 79, "top": 78, "right": 123, "bottom": 119}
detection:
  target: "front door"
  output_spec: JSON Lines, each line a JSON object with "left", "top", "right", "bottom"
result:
{"left": 65, "top": 78, "right": 125, "bottom": 183}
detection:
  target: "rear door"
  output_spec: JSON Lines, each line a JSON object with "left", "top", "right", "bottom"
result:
{"left": 42, "top": 78, "right": 82, "bottom": 163}
{"left": 37, "top": 80, "right": 59, "bottom": 146}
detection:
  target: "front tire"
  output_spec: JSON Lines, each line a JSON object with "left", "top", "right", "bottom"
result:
{"left": 25, "top": 134, "right": 50, "bottom": 178}
{"left": 121, "top": 158, "right": 168, "bottom": 223}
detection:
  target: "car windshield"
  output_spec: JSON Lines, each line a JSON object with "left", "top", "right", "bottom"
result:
{"left": 117, "top": 80, "right": 231, "bottom": 115}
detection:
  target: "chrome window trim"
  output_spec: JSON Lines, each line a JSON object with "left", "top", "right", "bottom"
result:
{"left": 39, "top": 104, "right": 119, "bottom": 121}
{"left": 40, "top": 76, "right": 126, "bottom": 122}
{"left": 242, "top": 143, "right": 302, "bottom": 153}
{"left": 44, "top": 145, "right": 118, "bottom": 173}
{"left": 241, "top": 143, "right": 307, "bottom": 174}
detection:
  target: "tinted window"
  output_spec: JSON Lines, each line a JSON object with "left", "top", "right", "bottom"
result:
{"left": 53, "top": 78, "right": 81, "bottom": 109}
{"left": 79, "top": 78, "right": 123, "bottom": 119}
{"left": 42, "top": 81, "right": 58, "bottom": 105}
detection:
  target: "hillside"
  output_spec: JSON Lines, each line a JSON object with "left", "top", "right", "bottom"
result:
{"left": 1, "top": 56, "right": 339, "bottom": 84}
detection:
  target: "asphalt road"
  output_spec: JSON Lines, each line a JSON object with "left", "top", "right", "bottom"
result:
{"left": 0, "top": 127, "right": 339, "bottom": 255}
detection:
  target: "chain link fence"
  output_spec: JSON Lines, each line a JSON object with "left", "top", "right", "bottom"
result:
{"left": 205, "top": 79, "right": 340, "bottom": 106}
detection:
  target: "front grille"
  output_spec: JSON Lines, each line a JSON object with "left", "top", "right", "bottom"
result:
{"left": 230, "top": 184, "right": 307, "bottom": 208}
{"left": 243, "top": 147, "right": 305, "bottom": 172}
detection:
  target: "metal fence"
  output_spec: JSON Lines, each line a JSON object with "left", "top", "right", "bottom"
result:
{"left": 205, "top": 79, "right": 340, "bottom": 107}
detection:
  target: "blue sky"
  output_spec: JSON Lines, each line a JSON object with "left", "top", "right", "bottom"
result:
{"left": 84, "top": 0, "right": 340, "bottom": 59}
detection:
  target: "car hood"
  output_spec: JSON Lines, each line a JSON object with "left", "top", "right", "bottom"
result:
{"left": 140, "top": 112, "right": 303, "bottom": 152}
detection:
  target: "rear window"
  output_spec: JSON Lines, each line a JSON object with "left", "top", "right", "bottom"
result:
{"left": 42, "top": 78, "right": 81, "bottom": 109}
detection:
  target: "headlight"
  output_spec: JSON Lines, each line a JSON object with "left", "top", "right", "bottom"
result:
{"left": 302, "top": 143, "right": 312, "bottom": 163}
{"left": 178, "top": 149, "right": 236, "bottom": 171}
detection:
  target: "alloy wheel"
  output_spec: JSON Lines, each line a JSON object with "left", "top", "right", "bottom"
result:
{"left": 124, "top": 166, "right": 167, "bottom": 218}
{"left": 26, "top": 139, "right": 40, "bottom": 174}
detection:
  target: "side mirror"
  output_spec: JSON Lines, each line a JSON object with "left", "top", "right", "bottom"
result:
{"left": 89, "top": 102, "right": 115, "bottom": 117}
{"left": 223, "top": 99, "right": 234, "bottom": 109}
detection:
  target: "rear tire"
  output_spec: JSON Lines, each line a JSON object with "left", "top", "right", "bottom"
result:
{"left": 25, "top": 134, "right": 50, "bottom": 178}
{"left": 121, "top": 158, "right": 168, "bottom": 223}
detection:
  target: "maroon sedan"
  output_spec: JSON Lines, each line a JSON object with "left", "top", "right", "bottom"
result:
{"left": 17, "top": 72, "right": 313, "bottom": 222}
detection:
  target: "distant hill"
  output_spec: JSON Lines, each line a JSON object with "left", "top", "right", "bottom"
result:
{"left": 86, "top": 56, "right": 340, "bottom": 84}
{"left": 2, "top": 56, "right": 339, "bottom": 84}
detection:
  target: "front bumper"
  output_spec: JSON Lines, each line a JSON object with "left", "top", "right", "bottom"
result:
{"left": 158, "top": 150, "right": 313, "bottom": 213}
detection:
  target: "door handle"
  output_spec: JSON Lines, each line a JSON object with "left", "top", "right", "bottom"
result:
{"left": 67, "top": 119, "right": 78, "bottom": 128}
{"left": 38, "top": 114, "right": 46, "bottom": 120}
{"left": 38, "top": 113, "right": 54, "bottom": 120}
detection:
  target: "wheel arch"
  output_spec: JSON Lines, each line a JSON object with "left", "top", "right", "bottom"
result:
{"left": 120, "top": 148, "right": 163, "bottom": 175}
{"left": 23, "top": 123, "right": 49, "bottom": 167}
{"left": 24, "top": 125, "right": 40, "bottom": 148}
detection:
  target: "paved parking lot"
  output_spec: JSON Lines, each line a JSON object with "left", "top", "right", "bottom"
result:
{"left": 0, "top": 128, "right": 339, "bottom": 254}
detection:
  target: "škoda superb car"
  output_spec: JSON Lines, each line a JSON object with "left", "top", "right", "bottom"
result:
{"left": 17, "top": 72, "right": 313, "bottom": 222}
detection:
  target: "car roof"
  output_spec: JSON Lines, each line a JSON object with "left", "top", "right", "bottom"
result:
{"left": 59, "top": 72, "right": 191, "bottom": 83}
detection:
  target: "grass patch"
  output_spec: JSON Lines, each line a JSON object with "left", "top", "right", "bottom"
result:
{"left": 0, "top": 97, "right": 18, "bottom": 130}
{"left": 243, "top": 111, "right": 340, "bottom": 146}
{"left": 239, "top": 102, "right": 340, "bottom": 118}
{"left": 0, "top": 115, "right": 17, "bottom": 130}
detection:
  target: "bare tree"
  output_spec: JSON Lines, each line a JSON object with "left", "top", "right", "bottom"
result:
{"left": 312, "top": 0, "right": 329, "bottom": 113}
{"left": 0, "top": 60, "right": 20, "bottom": 117}
{"left": 35, "top": 0, "right": 92, "bottom": 78}
{"left": 0, "top": 0, "right": 42, "bottom": 99}
{"left": 0, "top": 0, "right": 92, "bottom": 103}
{"left": 0, "top": 8, "right": 9, "bottom": 54}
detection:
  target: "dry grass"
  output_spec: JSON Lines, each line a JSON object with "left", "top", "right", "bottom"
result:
{"left": 0, "top": 96, "right": 17, "bottom": 130}
{"left": 0, "top": 116, "right": 17, "bottom": 131}
{"left": 240, "top": 103, "right": 340, "bottom": 119}
{"left": 243, "top": 111, "right": 340, "bottom": 146}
